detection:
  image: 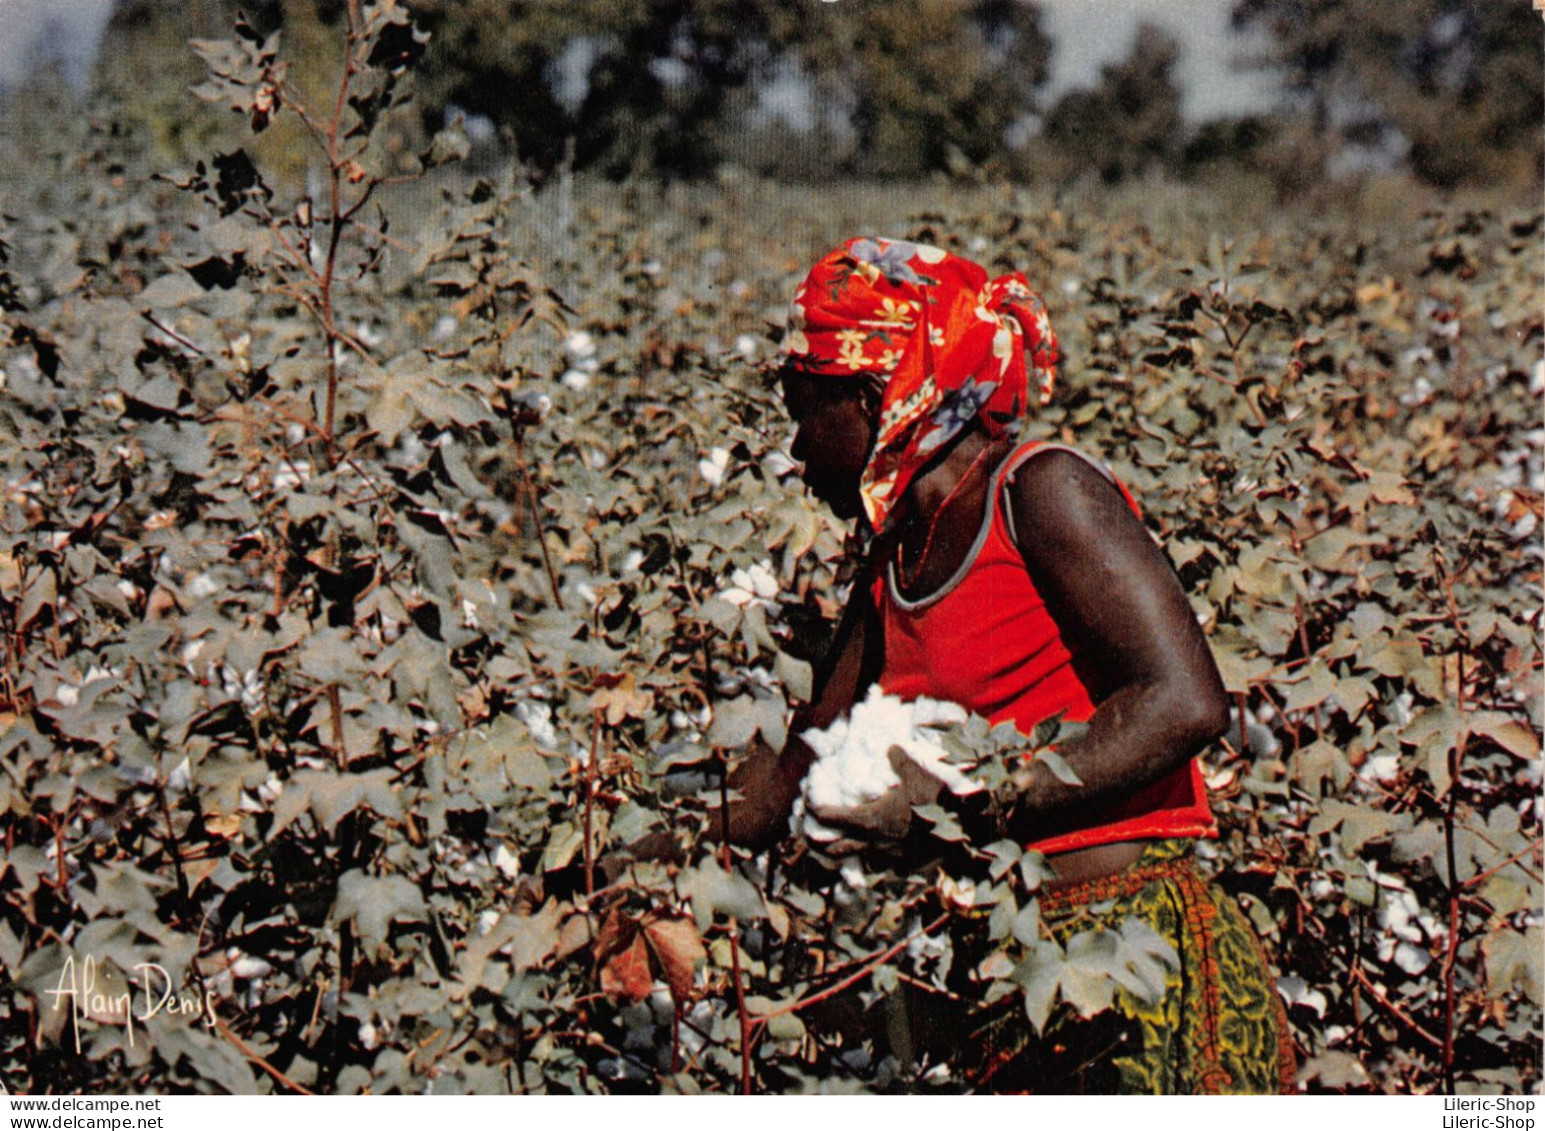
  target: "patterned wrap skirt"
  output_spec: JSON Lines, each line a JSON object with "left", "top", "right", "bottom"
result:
{"left": 957, "top": 839, "right": 1298, "bottom": 1094}
{"left": 886, "top": 839, "right": 1298, "bottom": 1093}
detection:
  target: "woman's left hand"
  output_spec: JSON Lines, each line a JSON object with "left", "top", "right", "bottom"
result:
{"left": 808, "top": 745, "right": 944, "bottom": 853}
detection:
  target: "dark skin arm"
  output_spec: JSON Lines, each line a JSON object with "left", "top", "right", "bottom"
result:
{"left": 715, "top": 576, "right": 884, "bottom": 852}
{"left": 1001, "top": 450, "right": 1230, "bottom": 825}
{"left": 809, "top": 449, "right": 1230, "bottom": 852}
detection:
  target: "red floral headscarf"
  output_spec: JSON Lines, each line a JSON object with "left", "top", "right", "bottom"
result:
{"left": 778, "top": 236, "right": 1059, "bottom": 531}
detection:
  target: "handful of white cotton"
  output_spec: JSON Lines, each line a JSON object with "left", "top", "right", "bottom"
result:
{"left": 791, "top": 685, "right": 982, "bottom": 842}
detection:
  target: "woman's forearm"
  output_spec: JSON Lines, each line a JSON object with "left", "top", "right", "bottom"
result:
{"left": 1016, "top": 674, "right": 1228, "bottom": 816}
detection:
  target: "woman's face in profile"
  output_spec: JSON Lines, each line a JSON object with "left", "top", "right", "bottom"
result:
{"left": 780, "top": 369, "right": 875, "bottom": 522}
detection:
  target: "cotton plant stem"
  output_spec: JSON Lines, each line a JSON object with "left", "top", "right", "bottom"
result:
{"left": 215, "top": 1014, "right": 317, "bottom": 1095}
{"left": 513, "top": 432, "right": 565, "bottom": 611}
{"left": 749, "top": 910, "right": 953, "bottom": 1032}
{"left": 717, "top": 768, "right": 755, "bottom": 1094}
{"left": 584, "top": 709, "right": 600, "bottom": 898}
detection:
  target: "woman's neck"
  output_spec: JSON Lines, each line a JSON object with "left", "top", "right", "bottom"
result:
{"left": 904, "top": 427, "right": 996, "bottom": 523}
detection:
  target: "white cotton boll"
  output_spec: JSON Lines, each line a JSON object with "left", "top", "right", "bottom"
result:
{"left": 1392, "top": 941, "right": 1432, "bottom": 975}
{"left": 561, "top": 368, "right": 592, "bottom": 391}
{"left": 227, "top": 949, "right": 272, "bottom": 980}
{"left": 1362, "top": 750, "right": 1401, "bottom": 783}
{"left": 257, "top": 773, "right": 282, "bottom": 805}
{"left": 516, "top": 700, "right": 559, "bottom": 749}
{"left": 433, "top": 315, "right": 459, "bottom": 341}
{"left": 1390, "top": 692, "right": 1415, "bottom": 728}
{"left": 744, "top": 561, "right": 779, "bottom": 599}
{"left": 358, "top": 1020, "right": 380, "bottom": 1051}
{"left": 698, "top": 447, "right": 730, "bottom": 487}
{"left": 763, "top": 448, "right": 799, "bottom": 478}
{"left": 793, "top": 687, "right": 979, "bottom": 840}
{"left": 272, "top": 462, "right": 312, "bottom": 491}
{"left": 736, "top": 334, "right": 760, "bottom": 360}
{"left": 723, "top": 560, "right": 780, "bottom": 607}
{"left": 565, "top": 331, "right": 597, "bottom": 360}
{"left": 166, "top": 757, "right": 192, "bottom": 791}
{"left": 492, "top": 844, "right": 521, "bottom": 879}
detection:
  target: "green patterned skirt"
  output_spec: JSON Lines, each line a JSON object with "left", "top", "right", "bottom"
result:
{"left": 897, "top": 840, "right": 1297, "bottom": 1094}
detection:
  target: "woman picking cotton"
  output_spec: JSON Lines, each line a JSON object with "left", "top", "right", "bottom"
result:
{"left": 725, "top": 236, "right": 1296, "bottom": 1094}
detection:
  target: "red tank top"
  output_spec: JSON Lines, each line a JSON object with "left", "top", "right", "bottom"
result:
{"left": 870, "top": 441, "right": 1217, "bottom": 855}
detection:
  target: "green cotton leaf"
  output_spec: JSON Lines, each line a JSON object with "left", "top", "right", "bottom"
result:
{"left": 1344, "top": 875, "right": 1376, "bottom": 907}
{"left": 1390, "top": 819, "right": 1444, "bottom": 865}
{"left": 467, "top": 715, "right": 552, "bottom": 791}
{"left": 1293, "top": 739, "right": 1350, "bottom": 797}
{"left": 1013, "top": 942, "right": 1065, "bottom": 1034}
{"left": 680, "top": 856, "right": 765, "bottom": 933}
{"left": 125, "top": 375, "right": 186, "bottom": 414}
{"left": 268, "top": 778, "right": 313, "bottom": 837}
{"left": 912, "top": 803, "right": 968, "bottom": 843}
{"left": 139, "top": 272, "right": 207, "bottom": 309}
{"left": 332, "top": 870, "right": 427, "bottom": 952}
{"left": 1208, "top": 624, "right": 1271, "bottom": 693}
{"left": 1010, "top": 901, "right": 1042, "bottom": 948}
{"left": 1114, "top": 917, "right": 1179, "bottom": 1004}
{"left": 698, "top": 597, "right": 742, "bottom": 637}
{"left": 774, "top": 650, "right": 813, "bottom": 703}
{"left": 298, "top": 627, "right": 370, "bottom": 684}
{"left": 367, "top": 384, "right": 417, "bottom": 445}
{"left": 540, "top": 823, "right": 584, "bottom": 873}
{"left": 1336, "top": 676, "right": 1375, "bottom": 718}
{"left": 1018, "top": 850, "right": 1055, "bottom": 892}
{"left": 1300, "top": 1051, "right": 1370, "bottom": 1090}
{"left": 1310, "top": 800, "right": 1410, "bottom": 854}
{"left": 1303, "top": 527, "right": 1365, "bottom": 572}
{"left": 765, "top": 1009, "right": 806, "bottom": 1043}
{"left": 1348, "top": 603, "right": 1388, "bottom": 640}
{"left": 1036, "top": 747, "right": 1082, "bottom": 786}
{"left": 983, "top": 839, "right": 1023, "bottom": 881}
{"left": 1284, "top": 662, "right": 1338, "bottom": 713}
{"left": 139, "top": 423, "right": 214, "bottom": 475}
{"left": 1468, "top": 711, "right": 1540, "bottom": 759}
{"left": 1403, "top": 704, "right": 1462, "bottom": 794}
{"left": 706, "top": 694, "right": 784, "bottom": 751}
{"left": 1058, "top": 929, "right": 1120, "bottom": 1018}
{"left": 309, "top": 774, "right": 367, "bottom": 833}
{"left": 1480, "top": 874, "right": 1536, "bottom": 920}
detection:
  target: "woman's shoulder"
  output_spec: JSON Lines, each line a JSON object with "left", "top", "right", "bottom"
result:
{"left": 997, "top": 439, "right": 1141, "bottom": 548}
{"left": 998, "top": 438, "right": 1118, "bottom": 488}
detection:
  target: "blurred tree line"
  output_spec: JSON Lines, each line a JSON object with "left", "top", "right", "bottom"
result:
{"left": 49, "top": 0, "right": 1545, "bottom": 193}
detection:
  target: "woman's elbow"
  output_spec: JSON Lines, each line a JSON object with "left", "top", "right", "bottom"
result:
{"left": 1167, "top": 669, "right": 1231, "bottom": 753}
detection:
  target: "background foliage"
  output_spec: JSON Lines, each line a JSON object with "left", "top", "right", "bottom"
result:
{"left": 0, "top": 0, "right": 1540, "bottom": 1096}
{"left": 51, "top": 0, "right": 1545, "bottom": 192}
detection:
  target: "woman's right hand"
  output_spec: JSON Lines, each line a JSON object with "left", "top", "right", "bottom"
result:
{"left": 806, "top": 745, "right": 944, "bottom": 850}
